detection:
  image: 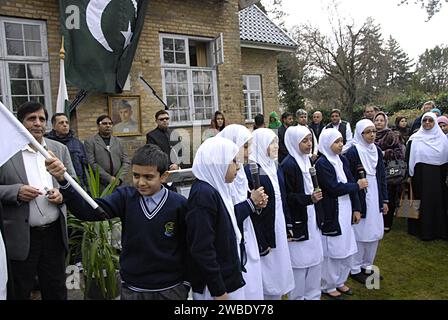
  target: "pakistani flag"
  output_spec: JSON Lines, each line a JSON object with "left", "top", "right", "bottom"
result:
{"left": 59, "top": 0, "right": 149, "bottom": 93}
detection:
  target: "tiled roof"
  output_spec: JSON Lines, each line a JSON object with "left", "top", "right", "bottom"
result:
{"left": 239, "top": 4, "right": 298, "bottom": 51}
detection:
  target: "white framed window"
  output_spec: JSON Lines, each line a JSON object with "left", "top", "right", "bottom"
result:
{"left": 0, "top": 17, "right": 51, "bottom": 114}
{"left": 243, "top": 75, "right": 263, "bottom": 122}
{"left": 160, "top": 33, "right": 221, "bottom": 125}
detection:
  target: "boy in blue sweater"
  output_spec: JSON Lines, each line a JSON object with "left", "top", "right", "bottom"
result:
{"left": 45, "top": 144, "right": 189, "bottom": 300}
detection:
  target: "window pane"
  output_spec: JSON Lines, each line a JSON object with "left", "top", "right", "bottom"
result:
{"left": 249, "top": 76, "right": 261, "bottom": 90}
{"left": 179, "top": 109, "right": 189, "bottom": 121}
{"left": 166, "top": 83, "right": 176, "bottom": 95}
{"left": 195, "top": 108, "right": 204, "bottom": 120}
{"left": 35, "top": 96, "right": 45, "bottom": 106}
{"left": 204, "top": 96, "right": 212, "bottom": 108}
{"left": 27, "top": 64, "right": 43, "bottom": 79}
{"left": 163, "top": 51, "right": 174, "bottom": 64}
{"left": 176, "top": 70, "right": 187, "bottom": 83}
{"left": 6, "top": 40, "right": 24, "bottom": 56}
{"left": 174, "top": 39, "right": 185, "bottom": 52}
{"left": 194, "top": 96, "right": 204, "bottom": 109}
{"left": 178, "top": 84, "right": 188, "bottom": 95}
{"left": 165, "top": 70, "right": 174, "bottom": 82}
{"left": 25, "top": 41, "right": 42, "bottom": 56}
{"left": 9, "top": 63, "right": 26, "bottom": 78}
{"left": 5, "top": 23, "right": 23, "bottom": 39}
{"left": 28, "top": 80, "right": 44, "bottom": 95}
{"left": 178, "top": 96, "right": 188, "bottom": 108}
{"left": 203, "top": 83, "right": 211, "bottom": 95}
{"left": 203, "top": 71, "right": 211, "bottom": 83}
{"left": 12, "top": 96, "right": 28, "bottom": 112}
{"left": 205, "top": 108, "right": 213, "bottom": 120}
{"left": 166, "top": 96, "right": 177, "bottom": 108}
{"left": 163, "top": 38, "right": 173, "bottom": 51}
{"left": 11, "top": 80, "right": 28, "bottom": 95}
{"left": 175, "top": 52, "right": 186, "bottom": 64}
{"left": 23, "top": 25, "right": 41, "bottom": 40}
{"left": 193, "top": 83, "right": 202, "bottom": 95}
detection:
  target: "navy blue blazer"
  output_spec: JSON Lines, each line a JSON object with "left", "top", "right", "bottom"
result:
{"left": 280, "top": 155, "right": 325, "bottom": 241}
{"left": 344, "top": 146, "right": 388, "bottom": 218}
{"left": 315, "top": 155, "right": 361, "bottom": 236}
{"left": 186, "top": 180, "right": 245, "bottom": 297}
{"left": 244, "top": 164, "right": 291, "bottom": 255}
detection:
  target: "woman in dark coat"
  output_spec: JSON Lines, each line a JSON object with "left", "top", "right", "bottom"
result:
{"left": 406, "top": 112, "right": 448, "bottom": 241}
{"left": 393, "top": 116, "right": 411, "bottom": 144}
{"left": 374, "top": 112, "right": 405, "bottom": 232}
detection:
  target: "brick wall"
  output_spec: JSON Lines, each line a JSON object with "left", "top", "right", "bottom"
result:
{"left": 241, "top": 47, "right": 280, "bottom": 119}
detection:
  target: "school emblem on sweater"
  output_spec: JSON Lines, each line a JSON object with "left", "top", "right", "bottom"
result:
{"left": 164, "top": 222, "right": 175, "bottom": 237}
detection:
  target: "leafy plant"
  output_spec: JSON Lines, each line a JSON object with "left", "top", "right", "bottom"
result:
{"left": 67, "top": 165, "right": 124, "bottom": 299}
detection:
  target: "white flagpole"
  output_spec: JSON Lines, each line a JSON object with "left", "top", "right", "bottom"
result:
{"left": 0, "top": 101, "right": 100, "bottom": 211}
{"left": 56, "top": 36, "right": 69, "bottom": 114}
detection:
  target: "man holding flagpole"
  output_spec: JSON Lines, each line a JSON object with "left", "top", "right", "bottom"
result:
{"left": 0, "top": 101, "right": 75, "bottom": 300}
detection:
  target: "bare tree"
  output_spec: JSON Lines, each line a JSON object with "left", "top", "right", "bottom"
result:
{"left": 300, "top": 21, "right": 369, "bottom": 120}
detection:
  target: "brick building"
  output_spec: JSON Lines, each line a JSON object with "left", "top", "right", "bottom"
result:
{"left": 0, "top": 0, "right": 297, "bottom": 163}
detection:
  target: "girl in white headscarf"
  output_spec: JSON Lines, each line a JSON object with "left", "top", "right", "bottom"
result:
{"left": 246, "top": 128, "right": 294, "bottom": 300}
{"left": 406, "top": 112, "right": 448, "bottom": 240}
{"left": 281, "top": 126, "right": 323, "bottom": 300}
{"left": 315, "top": 128, "right": 366, "bottom": 299}
{"left": 217, "top": 124, "right": 267, "bottom": 300}
{"left": 345, "top": 119, "right": 388, "bottom": 283}
{"left": 187, "top": 137, "right": 245, "bottom": 300}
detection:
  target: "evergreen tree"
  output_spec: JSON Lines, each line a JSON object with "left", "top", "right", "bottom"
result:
{"left": 416, "top": 45, "right": 448, "bottom": 94}
{"left": 384, "top": 36, "right": 414, "bottom": 90}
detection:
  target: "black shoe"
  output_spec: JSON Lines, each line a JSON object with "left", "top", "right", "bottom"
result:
{"left": 337, "top": 287, "right": 353, "bottom": 296}
{"left": 350, "top": 272, "right": 368, "bottom": 284}
{"left": 362, "top": 268, "right": 384, "bottom": 280}
{"left": 322, "top": 291, "right": 344, "bottom": 300}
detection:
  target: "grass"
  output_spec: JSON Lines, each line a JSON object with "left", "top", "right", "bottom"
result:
{"left": 347, "top": 218, "right": 448, "bottom": 300}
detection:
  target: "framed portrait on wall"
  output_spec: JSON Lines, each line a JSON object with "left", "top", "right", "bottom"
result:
{"left": 108, "top": 95, "right": 141, "bottom": 136}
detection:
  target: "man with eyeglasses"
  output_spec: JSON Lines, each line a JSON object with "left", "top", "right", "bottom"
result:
{"left": 84, "top": 115, "right": 131, "bottom": 189}
{"left": 146, "top": 110, "right": 180, "bottom": 170}
{"left": 0, "top": 101, "right": 75, "bottom": 300}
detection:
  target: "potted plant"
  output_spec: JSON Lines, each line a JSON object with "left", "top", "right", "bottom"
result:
{"left": 66, "top": 165, "right": 123, "bottom": 300}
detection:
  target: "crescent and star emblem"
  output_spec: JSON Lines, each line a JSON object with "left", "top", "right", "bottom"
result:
{"left": 86, "top": 0, "right": 138, "bottom": 52}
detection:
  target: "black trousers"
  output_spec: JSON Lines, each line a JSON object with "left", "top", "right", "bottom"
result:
{"left": 383, "top": 183, "right": 401, "bottom": 229}
{"left": 10, "top": 220, "right": 67, "bottom": 300}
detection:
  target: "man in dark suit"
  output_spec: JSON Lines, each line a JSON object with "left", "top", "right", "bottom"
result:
{"left": 0, "top": 101, "right": 75, "bottom": 299}
{"left": 278, "top": 112, "right": 294, "bottom": 163}
{"left": 146, "top": 110, "right": 180, "bottom": 170}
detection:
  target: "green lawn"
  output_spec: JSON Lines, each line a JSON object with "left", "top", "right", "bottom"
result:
{"left": 347, "top": 218, "right": 448, "bottom": 300}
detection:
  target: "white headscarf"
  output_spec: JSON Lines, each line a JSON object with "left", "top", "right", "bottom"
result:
{"left": 192, "top": 137, "right": 242, "bottom": 245}
{"left": 318, "top": 128, "right": 347, "bottom": 183}
{"left": 353, "top": 119, "right": 378, "bottom": 175}
{"left": 284, "top": 126, "right": 314, "bottom": 194}
{"left": 217, "top": 124, "right": 252, "bottom": 204}
{"left": 408, "top": 112, "right": 448, "bottom": 176}
{"left": 248, "top": 128, "right": 278, "bottom": 183}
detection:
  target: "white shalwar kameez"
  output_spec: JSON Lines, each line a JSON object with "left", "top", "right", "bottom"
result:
{"left": 250, "top": 129, "right": 294, "bottom": 301}
{"left": 318, "top": 129, "right": 358, "bottom": 294}
{"left": 284, "top": 126, "right": 323, "bottom": 300}
{"left": 351, "top": 119, "right": 384, "bottom": 275}
{"left": 218, "top": 124, "right": 264, "bottom": 300}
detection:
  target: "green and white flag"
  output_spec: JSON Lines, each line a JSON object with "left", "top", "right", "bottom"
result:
{"left": 59, "top": 0, "right": 149, "bottom": 93}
